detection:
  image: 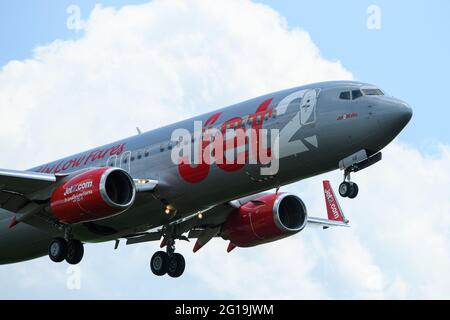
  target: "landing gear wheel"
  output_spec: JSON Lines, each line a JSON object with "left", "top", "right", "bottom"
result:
{"left": 48, "top": 238, "right": 67, "bottom": 263}
{"left": 348, "top": 183, "right": 359, "bottom": 199}
{"left": 167, "top": 253, "right": 185, "bottom": 278}
{"left": 339, "top": 182, "right": 352, "bottom": 198}
{"left": 151, "top": 251, "right": 169, "bottom": 276}
{"left": 65, "top": 240, "right": 84, "bottom": 265}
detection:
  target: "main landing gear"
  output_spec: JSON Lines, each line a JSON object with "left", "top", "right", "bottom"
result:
{"left": 48, "top": 228, "right": 84, "bottom": 265}
{"left": 150, "top": 238, "right": 185, "bottom": 278}
{"left": 339, "top": 171, "right": 359, "bottom": 199}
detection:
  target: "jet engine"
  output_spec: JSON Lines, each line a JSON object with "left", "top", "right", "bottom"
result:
{"left": 222, "top": 193, "right": 308, "bottom": 247}
{"left": 50, "top": 167, "right": 136, "bottom": 224}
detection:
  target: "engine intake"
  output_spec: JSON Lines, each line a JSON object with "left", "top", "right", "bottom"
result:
{"left": 50, "top": 167, "right": 136, "bottom": 224}
{"left": 274, "top": 194, "right": 308, "bottom": 232}
{"left": 222, "top": 193, "right": 308, "bottom": 248}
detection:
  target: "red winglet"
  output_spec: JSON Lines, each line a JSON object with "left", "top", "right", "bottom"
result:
{"left": 9, "top": 217, "right": 19, "bottom": 228}
{"left": 227, "top": 242, "right": 236, "bottom": 253}
{"left": 193, "top": 240, "right": 202, "bottom": 253}
{"left": 323, "top": 181, "right": 348, "bottom": 223}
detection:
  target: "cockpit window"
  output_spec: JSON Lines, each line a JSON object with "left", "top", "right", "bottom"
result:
{"left": 362, "top": 88, "right": 384, "bottom": 96}
{"left": 352, "top": 90, "right": 363, "bottom": 99}
{"left": 339, "top": 91, "right": 350, "bottom": 100}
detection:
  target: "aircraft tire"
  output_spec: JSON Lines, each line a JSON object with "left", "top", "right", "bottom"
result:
{"left": 167, "top": 253, "right": 185, "bottom": 278}
{"left": 151, "top": 251, "right": 169, "bottom": 276}
{"left": 48, "top": 238, "right": 68, "bottom": 263}
{"left": 339, "top": 182, "right": 352, "bottom": 198}
{"left": 348, "top": 183, "right": 359, "bottom": 199}
{"left": 65, "top": 240, "right": 84, "bottom": 265}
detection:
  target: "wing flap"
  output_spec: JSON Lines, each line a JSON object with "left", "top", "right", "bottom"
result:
{"left": 126, "top": 232, "right": 162, "bottom": 245}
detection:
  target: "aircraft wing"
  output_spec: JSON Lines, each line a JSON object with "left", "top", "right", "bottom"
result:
{"left": 125, "top": 181, "right": 349, "bottom": 251}
{"left": 0, "top": 169, "right": 57, "bottom": 192}
{"left": 0, "top": 168, "right": 158, "bottom": 229}
{"left": 0, "top": 169, "right": 62, "bottom": 213}
{"left": 307, "top": 217, "right": 349, "bottom": 228}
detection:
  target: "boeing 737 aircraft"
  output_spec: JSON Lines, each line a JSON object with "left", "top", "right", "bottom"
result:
{"left": 0, "top": 81, "right": 412, "bottom": 277}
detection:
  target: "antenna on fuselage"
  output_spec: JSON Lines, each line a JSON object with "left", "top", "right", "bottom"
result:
{"left": 136, "top": 127, "right": 142, "bottom": 135}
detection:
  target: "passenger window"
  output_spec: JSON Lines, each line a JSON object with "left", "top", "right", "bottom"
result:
{"left": 339, "top": 91, "right": 351, "bottom": 100}
{"left": 352, "top": 90, "right": 363, "bottom": 100}
{"left": 256, "top": 115, "right": 261, "bottom": 124}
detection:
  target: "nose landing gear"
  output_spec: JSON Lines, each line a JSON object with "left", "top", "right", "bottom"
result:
{"left": 338, "top": 151, "right": 383, "bottom": 199}
{"left": 339, "top": 171, "right": 359, "bottom": 199}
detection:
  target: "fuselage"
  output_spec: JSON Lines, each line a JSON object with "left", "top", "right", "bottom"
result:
{"left": 0, "top": 81, "right": 412, "bottom": 264}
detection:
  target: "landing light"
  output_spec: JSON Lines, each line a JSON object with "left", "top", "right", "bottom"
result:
{"left": 164, "top": 205, "right": 175, "bottom": 215}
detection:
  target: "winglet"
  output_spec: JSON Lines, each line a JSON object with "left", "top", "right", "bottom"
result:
{"left": 323, "top": 181, "right": 349, "bottom": 223}
{"left": 193, "top": 241, "right": 202, "bottom": 253}
{"left": 227, "top": 242, "right": 236, "bottom": 253}
{"left": 9, "top": 217, "right": 19, "bottom": 228}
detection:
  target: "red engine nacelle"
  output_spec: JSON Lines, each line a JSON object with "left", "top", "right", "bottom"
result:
{"left": 50, "top": 167, "right": 136, "bottom": 224}
{"left": 222, "top": 193, "right": 308, "bottom": 247}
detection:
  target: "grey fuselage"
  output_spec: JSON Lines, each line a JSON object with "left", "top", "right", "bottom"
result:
{"left": 0, "top": 81, "right": 412, "bottom": 264}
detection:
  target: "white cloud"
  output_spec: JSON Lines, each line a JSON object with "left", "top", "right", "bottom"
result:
{"left": 0, "top": 0, "right": 351, "bottom": 170}
{"left": 1, "top": 0, "right": 447, "bottom": 300}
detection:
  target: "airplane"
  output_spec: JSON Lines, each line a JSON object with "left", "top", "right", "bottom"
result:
{"left": 0, "top": 81, "right": 412, "bottom": 277}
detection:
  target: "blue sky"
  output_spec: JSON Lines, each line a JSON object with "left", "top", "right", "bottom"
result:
{"left": 0, "top": 0, "right": 449, "bottom": 299}
{"left": 1, "top": 0, "right": 449, "bottom": 148}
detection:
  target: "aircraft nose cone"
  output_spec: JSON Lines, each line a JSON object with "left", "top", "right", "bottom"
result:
{"left": 395, "top": 102, "right": 413, "bottom": 128}
{"left": 378, "top": 101, "right": 413, "bottom": 137}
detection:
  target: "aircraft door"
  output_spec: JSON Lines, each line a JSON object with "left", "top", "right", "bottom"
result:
{"left": 120, "top": 151, "right": 131, "bottom": 173}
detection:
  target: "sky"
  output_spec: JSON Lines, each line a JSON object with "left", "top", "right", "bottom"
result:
{"left": 0, "top": 0, "right": 449, "bottom": 299}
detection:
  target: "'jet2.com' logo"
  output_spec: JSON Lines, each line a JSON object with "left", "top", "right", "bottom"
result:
{"left": 64, "top": 180, "right": 93, "bottom": 196}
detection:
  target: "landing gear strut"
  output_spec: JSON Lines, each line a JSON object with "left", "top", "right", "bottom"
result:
{"left": 48, "top": 227, "right": 84, "bottom": 265}
{"left": 150, "top": 237, "right": 186, "bottom": 278}
{"left": 339, "top": 171, "right": 359, "bottom": 199}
